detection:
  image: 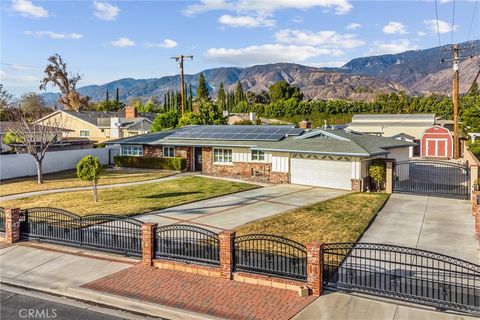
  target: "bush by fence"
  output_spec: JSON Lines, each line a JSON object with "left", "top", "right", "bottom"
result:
{"left": 114, "top": 156, "right": 186, "bottom": 171}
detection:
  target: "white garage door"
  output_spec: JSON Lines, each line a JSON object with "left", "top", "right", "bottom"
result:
{"left": 290, "top": 158, "right": 352, "bottom": 190}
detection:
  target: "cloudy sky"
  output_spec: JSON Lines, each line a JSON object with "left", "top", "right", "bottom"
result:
{"left": 1, "top": 0, "right": 479, "bottom": 95}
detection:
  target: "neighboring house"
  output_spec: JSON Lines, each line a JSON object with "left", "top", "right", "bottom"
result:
{"left": 36, "top": 107, "right": 154, "bottom": 143}
{"left": 106, "top": 125, "right": 414, "bottom": 191}
{"left": 390, "top": 133, "right": 416, "bottom": 158}
{"left": 227, "top": 113, "right": 292, "bottom": 126}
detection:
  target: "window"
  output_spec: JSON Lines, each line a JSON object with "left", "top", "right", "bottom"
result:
{"left": 163, "top": 146, "right": 175, "bottom": 158}
{"left": 213, "top": 148, "right": 232, "bottom": 164}
{"left": 122, "top": 145, "right": 143, "bottom": 156}
{"left": 79, "top": 130, "right": 90, "bottom": 137}
{"left": 251, "top": 150, "right": 265, "bottom": 162}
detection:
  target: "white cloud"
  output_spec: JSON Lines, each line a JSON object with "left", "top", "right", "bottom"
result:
{"left": 382, "top": 21, "right": 407, "bottom": 34}
{"left": 218, "top": 14, "right": 275, "bottom": 28}
{"left": 346, "top": 23, "right": 361, "bottom": 30}
{"left": 24, "top": 30, "right": 83, "bottom": 40}
{"left": 18, "top": 75, "right": 39, "bottom": 82}
{"left": 424, "top": 19, "right": 457, "bottom": 34}
{"left": 146, "top": 39, "right": 178, "bottom": 48}
{"left": 11, "top": 64, "right": 30, "bottom": 71}
{"left": 292, "top": 16, "right": 303, "bottom": 23}
{"left": 368, "top": 39, "right": 419, "bottom": 55}
{"left": 204, "top": 44, "right": 342, "bottom": 66}
{"left": 275, "top": 29, "right": 365, "bottom": 49}
{"left": 307, "top": 61, "right": 347, "bottom": 68}
{"left": 184, "top": 0, "right": 353, "bottom": 16}
{"left": 11, "top": 0, "right": 48, "bottom": 18}
{"left": 417, "top": 31, "right": 427, "bottom": 36}
{"left": 110, "top": 37, "right": 135, "bottom": 47}
{"left": 93, "top": 1, "right": 120, "bottom": 21}
{"left": 0, "top": 70, "right": 7, "bottom": 81}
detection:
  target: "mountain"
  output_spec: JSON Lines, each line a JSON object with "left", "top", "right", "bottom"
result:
{"left": 42, "top": 41, "right": 480, "bottom": 105}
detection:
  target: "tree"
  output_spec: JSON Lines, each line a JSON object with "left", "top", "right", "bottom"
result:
{"left": 0, "top": 84, "right": 15, "bottom": 109}
{"left": 77, "top": 155, "right": 103, "bottom": 202}
{"left": 19, "top": 93, "right": 49, "bottom": 118}
{"left": 235, "top": 81, "right": 245, "bottom": 105}
{"left": 268, "top": 80, "right": 303, "bottom": 102}
{"left": 178, "top": 101, "right": 226, "bottom": 127}
{"left": 369, "top": 159, "right": 386, "bottom": 191}
{"left": 150, "top": 110, "right": 179, "bottom": 132}
{"left": 8, "top": 108, "right": 65, "bottom": 184}
{"left": 217, "top": 82, "right": 226, "bottom": 110}
{"left": 39, "top": 54, "right": 89, "bottom": 111}
{"left": 196, "top": 73, "right": 209, "bottom": 101}
{"left": 2, "top": 130, "right": 22, "bottom": 144}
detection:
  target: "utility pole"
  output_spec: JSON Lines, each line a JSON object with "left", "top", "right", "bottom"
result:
{"left": 171, "top": 55, "right": 193, "bottom": 115}
{"left": 452, "top": 44, "right": 460, "bottom": 159}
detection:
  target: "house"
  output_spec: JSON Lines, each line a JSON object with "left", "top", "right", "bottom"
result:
{"left": 227, "top": 113, "right": 292, "bottom": 126}
{"left": 36, "top": 107, "right": 155, "bottom": 143}
{"left": 106, "top": 125, "right": 414, "bottom": 191}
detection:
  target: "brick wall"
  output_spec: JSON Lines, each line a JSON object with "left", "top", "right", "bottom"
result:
{"left": 144, "top": 146, "right": 162, "bottom": 157}
{"left": 175, "top": 146, "right": 193, "bottom": 171}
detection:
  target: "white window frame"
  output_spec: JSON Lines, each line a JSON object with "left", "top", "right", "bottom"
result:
{"left": 122, "top": 145, "right": 143, "bottom": 156}
{"left": 213, "top": 148, "right": 233, "bottom": 164}
{"left": 79, "top": 129, "right": 90, "bottom": 137}
{"left": 163, "top": 146, "right": 175, "bottom": 158}
{"left": 251, "top": 150, "right": 265, "bottom": 162}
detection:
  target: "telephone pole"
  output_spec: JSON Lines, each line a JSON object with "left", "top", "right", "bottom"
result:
{"left": 171, "top": 55, "right": 193, "bottom": 115}
{"left": 453, "top": 44, "right": 459, "bottom": 159}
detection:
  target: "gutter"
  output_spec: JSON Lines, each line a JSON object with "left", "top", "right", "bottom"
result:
{"left": 249, "top": 147, "right": 385, "bottom": 157}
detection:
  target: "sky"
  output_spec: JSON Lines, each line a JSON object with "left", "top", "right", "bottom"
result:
{"left": 1, "top": 0, "right": 479, "bottom": 96}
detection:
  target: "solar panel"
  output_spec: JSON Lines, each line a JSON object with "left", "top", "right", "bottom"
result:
{"left": 165, "top": 125, "right": 304, "bottom": 141}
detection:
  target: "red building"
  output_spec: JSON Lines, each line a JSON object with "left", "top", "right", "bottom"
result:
{"left": 421, "top": 126, "right": 453, "bottom": 158}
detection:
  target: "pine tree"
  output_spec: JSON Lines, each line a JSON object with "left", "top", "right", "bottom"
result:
{"left": 106, "top": 89, "right": 109, "bottom": 102}
{"left": 235, "top": 81, "right": 244, "bottom": 105}
{"left": 217, "top": 82, "right": 226, "bottom": 111}
{"left": 115, "top": 88, "right": 119, "bottom": 102}
{"left": 188, "top": 83, "right": 193, "bottom": 112}
{"left": 196, "top": 73, "right": 209, "bottom": 100}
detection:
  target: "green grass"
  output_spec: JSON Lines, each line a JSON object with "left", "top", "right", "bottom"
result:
{"left": 0, "top": 168, "right": 176, "bottom": 197}
{"left": 236, "top": 192, "right": 390, "bottom": 245}
{"left": 0, "top": 176, "right": 259, "bottom": 216}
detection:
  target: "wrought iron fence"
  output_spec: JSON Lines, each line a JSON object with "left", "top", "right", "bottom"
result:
{"left": 20, "top": 207, "right": 142, "bottom": 257}
{"left": 155, "top": 224, "right": 220, "bottom": 265}
{"left": 393, "top": 160, "right": 470, "bottom": 199}
{"left": 0, "top": 207, "right": 5, "bottom": 233}
{"left": 234, "top": 234, "right": 307, "bottom": 281}
{"left": 323, "top": 242, "right": 480, "bottom": 314}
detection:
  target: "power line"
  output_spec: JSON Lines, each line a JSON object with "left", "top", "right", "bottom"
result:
{"left": 450, "top": 0, "right": 456, "bottom": 45}
{"left": 434, "top": 0, "right": 442, "bottom": 47}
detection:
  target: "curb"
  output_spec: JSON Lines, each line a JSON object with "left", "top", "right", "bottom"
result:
{"left": 1, "top": 278, "right": 219, "bottom": 320}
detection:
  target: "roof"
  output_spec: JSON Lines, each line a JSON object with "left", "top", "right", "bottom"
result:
{"left": 60, "top": 110, "right": 155, "bottom": 128}
{"left": 390, "top": 133, "right": 416, "bottom": 140}
{"left": 106, "top": 126, "right": 414, "bottom": 157}
{"left": 0, "top": 121, "right": 73, "bottom": 133}
{"left": 351, "top": 114, "right": 435, "bottom": 122}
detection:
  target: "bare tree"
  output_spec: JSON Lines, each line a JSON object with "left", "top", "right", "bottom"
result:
{"left": 39, "top": 54, "right": 89, "bottom": 111}
{"left": 8, "top": 108, "right": 65, "bottom": 184}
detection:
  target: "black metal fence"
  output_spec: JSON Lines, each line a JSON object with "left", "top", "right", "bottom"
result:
{"left": 155, "top": 224, "right": 220, "bottom": 265}
{"left": 393, "top": 160, "right": 470, "bottom": 199}
{"left": 0, "top": 207, "right": 5, "bottom": 233}
{"left": 19, "top": 207, "right": 142, "bottom": 257}
{"left": 234, "top": 234, "right": 307, "bottom": 280}
{"left": 323, "top": 243, "right": 480, "bottom": 314}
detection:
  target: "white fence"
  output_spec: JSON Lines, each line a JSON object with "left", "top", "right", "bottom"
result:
{"left": 0, "top": 147, "right": 119, "bottom": 180}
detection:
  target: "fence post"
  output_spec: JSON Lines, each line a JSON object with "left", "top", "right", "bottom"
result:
{"left": 141, "top": 222, "right": 157, "bottom": 267}
{"left": 306, "top": 241, "right": 323, "bottom": 296}
{"left": 219, "top": 230, "right": 235, "bottom": 280}
{"left": 4, "top": 208, "right": 21, "bottom": 244}
{"left": 385, "top": 160, "right": 394, "bottom": 194}
{"left": 472, "top": 191, "right": 480, "bottom": 216}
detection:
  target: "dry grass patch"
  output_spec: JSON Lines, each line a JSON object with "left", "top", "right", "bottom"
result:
{"left": 0, "top": 176, "right": 258, "bottom": 216}
{"left": 236, "top": 192, "right": 389, "bottom": 245}
{"left": 0, "top": 168, "right": 176, "bottom": 197}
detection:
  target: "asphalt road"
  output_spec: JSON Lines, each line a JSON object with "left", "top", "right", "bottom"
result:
{"left": 0, "top": 289, "right": 161, "bottom": 320}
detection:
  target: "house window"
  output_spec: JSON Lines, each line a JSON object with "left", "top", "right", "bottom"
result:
{"left": 79, "top": 130, "right": 90, "bottom": 137}
{"left": 163, "top": 146, "right": 175, "bottom": 158}
{"left": 122, "top": 145, "right": 143, "bottom": 156}
{"left": 251, "top": 150, "right": 265, "bottom": 162}
{"left": 213, "top": 148, "right": 232, "bottom": 164}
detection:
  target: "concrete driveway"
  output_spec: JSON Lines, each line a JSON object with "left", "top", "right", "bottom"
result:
{"left": 136, "top": 184, "right": 347, "bottom": 231}
{"left": 360, "top": 193, "right": 479, "bottom": 263}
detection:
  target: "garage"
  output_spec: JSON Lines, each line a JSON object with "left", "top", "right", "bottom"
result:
{"left": 421, "top": 126, "right": 453, "bottom": 158}
{"left": 290, "top": 157, "right": 352, "bottom": 190}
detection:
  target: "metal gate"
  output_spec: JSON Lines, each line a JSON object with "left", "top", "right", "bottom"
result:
{"left": 323, "top": 243, "right": 480, "bottom": 314}
{"left": 20, "top": 207, "right": 142, "bottom": 257}
{"left": 393, "top": 160, "right": 470, "bottom": 199}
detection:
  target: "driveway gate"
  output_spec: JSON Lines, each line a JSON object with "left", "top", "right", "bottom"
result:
{"left": 322, "top": 243, "right": 480, "bottom": 314}
{"left": 393, "top": 160, "right": 470, "bottom": 199}
{"left": 20, "top": 207, "right": 142, "bottom": 257}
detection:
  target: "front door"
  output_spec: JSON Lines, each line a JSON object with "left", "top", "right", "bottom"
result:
{"left": 194, "top": 147, "right": 202, "bottom": 171}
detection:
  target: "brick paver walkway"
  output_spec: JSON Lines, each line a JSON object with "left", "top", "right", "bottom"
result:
{"left": 82, "top": 265, "right": 316, "bottom": 320}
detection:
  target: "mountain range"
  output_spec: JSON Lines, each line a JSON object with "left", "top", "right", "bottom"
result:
{"left": 42, "top": 40, "right": 480, "bottom": 105}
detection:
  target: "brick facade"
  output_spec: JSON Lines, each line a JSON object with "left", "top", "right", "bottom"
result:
{"left": 141, "top": 222, "right": 157, "bottom": 266}
{"left": 4, "top": 208, "right": 20, "bottom": 244}
{"left": 306, "top": 241, "right": 323, "bottom": 296}
{"left": 143, "top": 146, "right": 162, "bottom": 157}
{"left": 219, "top": 230, "right": 235, "bottom": 280}
{"left": 143, "top": 145, "right": 192, "bottom": 171}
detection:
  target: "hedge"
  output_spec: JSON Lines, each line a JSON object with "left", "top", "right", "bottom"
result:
{"left": 114, "top": 156, "right": 186, "bottom": 171}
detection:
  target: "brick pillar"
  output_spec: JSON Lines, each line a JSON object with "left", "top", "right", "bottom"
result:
{"left": 141, "top": 222, "right": 157, "bottom": 267}
{"left": 385, "top": 160, "right": 394, "bottom": 194}
{"left": 472, "top": 191, "right": 480, "bottom": 216}
{"left": 219, "top": 230, "right": 235, "bottom": 280}
{"left": 306, "top": 241, "right": 323, "bottom": 296}
{"left": 5, "top": 208, "right": 20, "bottom": 244}
{"left": 476, "top": 211, "right": 480, "bottom": 241}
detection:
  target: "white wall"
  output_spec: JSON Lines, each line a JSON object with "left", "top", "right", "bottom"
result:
{"left": 271, "top": 152, "right": 289, "bottom": 173}
{"left": 387, "top": 147, "right": 410, "bottom": 162}
{"left": 0, "top": 147, "right": 117, "bottom": 180}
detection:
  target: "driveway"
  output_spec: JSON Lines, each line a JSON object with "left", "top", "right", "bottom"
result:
{"left": 136, "top": 184, "right": 347, "bottom": 231}
{"left": 360, "top": 193, "right": 479, "bottom": 263}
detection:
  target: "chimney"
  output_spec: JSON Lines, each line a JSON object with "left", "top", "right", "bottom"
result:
{"left": 299, "top": 119, "right": 311, "bottom": 129}
{"left": 125, "top": 106, "right": 137, "bottom": 119}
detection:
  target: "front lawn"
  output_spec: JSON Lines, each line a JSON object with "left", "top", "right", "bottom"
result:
{"left": 0, "top": 176, "right": 258, "bottom": 216}
{"left": 236, "top": 192, "right": 389, "bottom": 245}
{"left": 0, "top": 168, "right": 176, "bottom": 197}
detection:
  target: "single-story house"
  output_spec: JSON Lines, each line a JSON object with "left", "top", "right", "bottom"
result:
{"left": 106, "top": 125, "right": 414, "bottom": 191}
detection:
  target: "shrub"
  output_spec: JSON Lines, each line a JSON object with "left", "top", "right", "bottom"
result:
{"left": 114, "top": 156, "right": 186, "bottom": 171}
{"left": 469, "top": 141, "right": 480, "bottom": 158}
{"left": 369, "top": 159, "right": 386, "bottom": 191}
{"left": 77, "top": 155, "right": 103, "bottom": 202}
